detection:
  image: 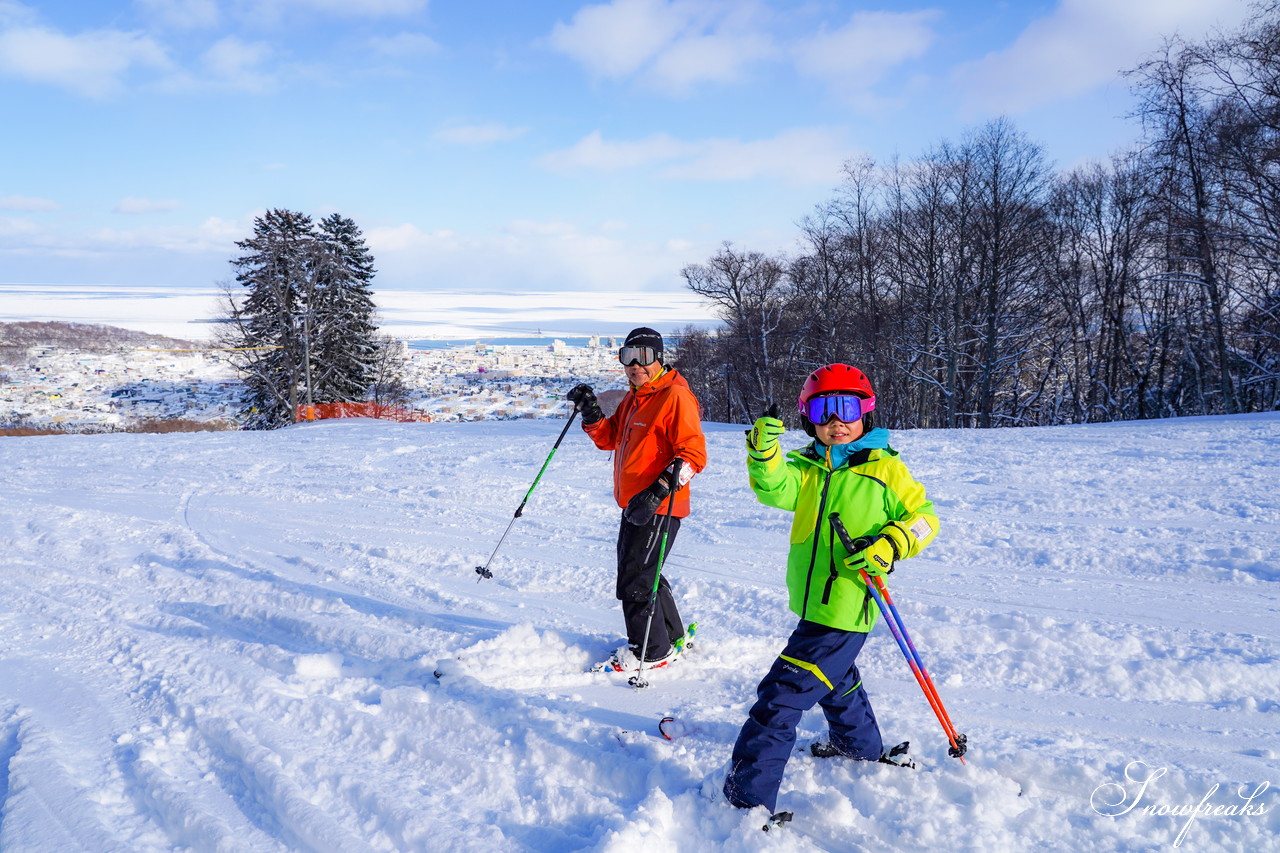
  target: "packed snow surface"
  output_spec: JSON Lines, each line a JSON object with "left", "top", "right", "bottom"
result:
{"left": 1, "top": 413, "right": 1277, "bottom": 852}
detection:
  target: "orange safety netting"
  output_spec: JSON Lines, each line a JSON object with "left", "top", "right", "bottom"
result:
{"left": 297, "top": 402, "right": 431, "bottom": 423}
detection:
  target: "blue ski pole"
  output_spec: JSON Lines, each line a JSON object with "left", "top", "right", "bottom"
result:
{"left": 829, "top": 512, "right": 967, "bottom": 762}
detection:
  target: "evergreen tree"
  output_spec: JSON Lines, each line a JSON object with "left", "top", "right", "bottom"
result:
{"left": 312, "top": 214, "right": 379, "bottom": 402}
{"left": 220, "top": 209, "right": 388, "bottom": 429}
{"left": 226, "top": 208, "right": 315, "bottom": 429}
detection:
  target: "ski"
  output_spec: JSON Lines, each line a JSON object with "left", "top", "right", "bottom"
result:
{"left": 807, "top": 738, "right": 1024, "bottom": 797}
{"left": 809, "top": 739, "right": 917, "bottom": 769}
{"left": 762, "top": 811, "right": 793, "bottom": 832}
{"left": 589, "top": 621, "right": 698, "bottom": 675}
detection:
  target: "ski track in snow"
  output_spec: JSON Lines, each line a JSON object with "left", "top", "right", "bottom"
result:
{"left": 1, "top": 415, "right": 1278, "bottom": 851}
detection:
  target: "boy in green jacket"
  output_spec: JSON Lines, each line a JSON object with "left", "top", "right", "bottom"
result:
{"left": 723, "top": 363, "right": 939, "bottom": 816}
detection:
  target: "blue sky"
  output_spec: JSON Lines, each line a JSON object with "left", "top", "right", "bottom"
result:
{"left": 0, "top": 0, "right": 1254, "bottom": 295}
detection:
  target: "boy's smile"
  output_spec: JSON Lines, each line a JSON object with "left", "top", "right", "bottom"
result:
{"left": 815, "top": 416, "right": 865, "bottom": 445}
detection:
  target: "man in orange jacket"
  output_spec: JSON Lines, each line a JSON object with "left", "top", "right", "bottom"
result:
{"left": 567, "top": 327, "right": 707, "bottom": 672}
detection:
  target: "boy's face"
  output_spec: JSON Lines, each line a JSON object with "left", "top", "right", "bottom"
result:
{"left": 815, "top": 415, "right": 865, "bottom": 445}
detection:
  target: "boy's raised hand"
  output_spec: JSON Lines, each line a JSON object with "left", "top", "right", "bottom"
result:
{"left": 747, "top": 403, "right": 784, "bottom": 459}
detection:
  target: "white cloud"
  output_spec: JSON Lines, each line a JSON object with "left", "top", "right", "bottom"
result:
{"left": 82, "top": 217, "right": 243, "bottom": 253}
{"left": 281, "top": 0, "right": 427, "bottom": 14}
{"left": 646, "top": 28, "right": 774, "bottom": 94}
{"left": 0, "top": 194, "right": 58, "bottom": 211}
{"left": 367, "top": 218, "right": 707, "bottom": 292}
{"left": 0, "top": 25, "right": 170, "bottom": 98}
{"left": 794, "top": 10, "right": 939, "bottom": 87}
{"left": 539, "top": 130, "right": 695, "bottom": 171}
{"left": 433, "top": 123, "right": 529, "bottom": 145}
{"left": 113, "top": 197, "right": 182, "bottom": 214}
{"left": 0, "top": 214, "right": 249, "bottom": 258}
{"left": 540, "top": 127, "right": 853, "bottom": 185}
{"left": 369, "top": 32, "right": 439, "bottom": 58}
{"left": 666, "top": 127, "right": 851, "bottom": 183}
{"left": 0, "top": 1, "right": 37, "bottom": 28}
{"left": 549, "top": 0, "right": 691, "bottom": 79}
{"left": 135, "top": 0, "right": 220, "bottom": 30}
{"left": 0, "top": 215, "right": 42, "bottom": 238}
{"left": 951, "top": 0, "right": 1254, "bottom": 116}
{"left": 548, "top": 0, "right": 773, "bottom": 94}
{"left": 234, "top": 0, "right": 427, "bottom": 26}
{"left": 200, "top": 35, "right": 272, "bottom": 89}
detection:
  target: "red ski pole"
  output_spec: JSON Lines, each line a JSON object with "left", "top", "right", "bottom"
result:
{"left": 866, "top": 571, "right": 966, "bottom": 759}
{"left": 829, "top": 512, "right": 967, "bottom": 763}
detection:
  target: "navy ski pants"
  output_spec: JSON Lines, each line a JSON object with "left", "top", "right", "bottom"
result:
{"left": 723, "top": 620, "right": 883, "bottom": 812}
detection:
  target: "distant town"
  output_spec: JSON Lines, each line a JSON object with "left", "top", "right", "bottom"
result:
{"left": 1, "top": 329, "right": 632, "bottom": 431}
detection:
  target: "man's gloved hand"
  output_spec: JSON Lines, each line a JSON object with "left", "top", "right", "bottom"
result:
{"left": 844, "top": 534, "right": 897, "bottom": 577}
{"left": 566, "top": 384, "right": 603, "bottom": 425}
{"left": 624, "top": 460, "right": 688, "bottom": 526}
{"left": 746, "top": 403, "right": 784, "bottom": 460}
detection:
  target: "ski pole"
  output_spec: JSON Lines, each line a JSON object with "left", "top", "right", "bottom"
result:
{"left": 475, "top": 408, "right": 579, "bottom": 581}
{"left": 866, "top": 567, "right": 967, "bottom": 758}
{"left": 630, "top": 460, "right": 683, "bottom": 689}
{"left": 829, "top": 512, "right": 968, "bottom": 762}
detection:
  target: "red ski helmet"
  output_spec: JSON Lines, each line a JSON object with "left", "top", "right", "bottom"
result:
{"left": 797, "top": 363, "right": 874, "bottom": 408}
{"left": 797, "top": 363, "right": 875, "bottom": 437}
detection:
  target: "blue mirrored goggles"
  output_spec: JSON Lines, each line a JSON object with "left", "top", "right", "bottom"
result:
{"left": 802, "top": 394, "right": 875, "bottom": 425}
{"left": 619, "top": 345, "right": 659, "bottom": 367}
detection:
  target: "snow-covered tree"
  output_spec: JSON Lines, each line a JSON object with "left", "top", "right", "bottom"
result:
{"left": 311, "top": 214, "right": 379, "bottom": 403}
{"left": 220, "top": 209, "right": 388, "bottom": 429}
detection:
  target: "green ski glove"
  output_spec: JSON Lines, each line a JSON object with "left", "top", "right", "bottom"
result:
{"left": 746, "top": 404, "right": 784, "bottom": 461}
{"left": 845, "top": 534, "right": 896, "bottom": 577}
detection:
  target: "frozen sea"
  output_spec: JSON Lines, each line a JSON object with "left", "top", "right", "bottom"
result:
{"left": 0, "top": 283, "right": 720, "bottom": 342}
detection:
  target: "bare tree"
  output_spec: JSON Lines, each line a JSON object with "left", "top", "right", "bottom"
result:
{"left": 682, "top": 242, "right": 788, "bottom": 420}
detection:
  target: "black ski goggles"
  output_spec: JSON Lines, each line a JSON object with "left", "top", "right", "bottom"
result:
{"left": 619, "top": 345, "right": 659, "bottom": 367}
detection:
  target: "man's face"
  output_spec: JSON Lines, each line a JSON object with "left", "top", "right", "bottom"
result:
{"left": 625, "top": 360, "right": 662, "bottom": 386}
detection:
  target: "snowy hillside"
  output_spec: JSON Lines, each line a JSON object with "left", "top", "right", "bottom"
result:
{"left": 1, "top": 413, "right": 1277, "bottom": 852}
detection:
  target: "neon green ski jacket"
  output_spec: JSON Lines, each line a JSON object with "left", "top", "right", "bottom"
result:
{"left": 747, "top": 438, "right": 939, "bottom": 632}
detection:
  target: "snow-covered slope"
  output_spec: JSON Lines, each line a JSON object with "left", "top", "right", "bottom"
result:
{"left": 1, "top": 414, "right": 1277, "bottom": 852}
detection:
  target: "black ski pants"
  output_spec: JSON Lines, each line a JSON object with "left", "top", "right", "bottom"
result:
{"left": 615, "top": 510, "right": 684, "bottom": 662}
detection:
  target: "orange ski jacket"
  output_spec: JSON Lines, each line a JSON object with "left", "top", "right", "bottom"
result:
{"left": 583, "top": 368, "right": 707, "bottom": 518}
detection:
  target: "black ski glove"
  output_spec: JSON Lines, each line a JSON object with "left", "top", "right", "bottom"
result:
{"left": 624, "top": 460, "right": 685, "bottom": 526}
{"left": 566, "top": 383, "right": 603, "bottom": 425}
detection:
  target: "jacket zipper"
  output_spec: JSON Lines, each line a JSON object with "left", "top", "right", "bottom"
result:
{"left": 801, "top": 464, "right": 834, "bottom": 620}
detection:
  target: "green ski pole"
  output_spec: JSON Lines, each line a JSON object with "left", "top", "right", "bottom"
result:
{"left": 475, "top": 408, "right": 579, "bottom": 581}
{"left": 629, "top": 459, "right": 683, "bottom": 688}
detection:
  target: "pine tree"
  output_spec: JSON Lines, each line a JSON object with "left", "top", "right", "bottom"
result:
{"left": 227, "top": 208, "right": 315, "bottom": 429}
{"left": 312, "top": 214, "right": 379, "bottom": 403}
{"left": 221, "top": 209, "right": 389, "bottom": 429}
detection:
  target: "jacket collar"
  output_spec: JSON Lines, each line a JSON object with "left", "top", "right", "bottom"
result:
{"left": 632, "top": 366, "right": 676, "bottom": 396}
{"left": 794, "top": 427, "right": 892, "bottom": 470}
